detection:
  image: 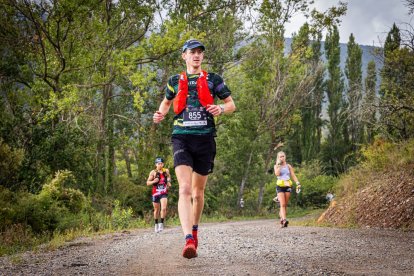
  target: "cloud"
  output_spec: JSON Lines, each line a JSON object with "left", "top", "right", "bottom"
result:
{"left": 285, "top": 0, "right": 413, "bottom": 46}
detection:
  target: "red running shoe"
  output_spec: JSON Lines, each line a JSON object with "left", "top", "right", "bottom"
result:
{"left": 182, "top": 238, "right": 197, "bottom": 259}
{"left": 192, "top": 230, "right": 198, "bottom": 249}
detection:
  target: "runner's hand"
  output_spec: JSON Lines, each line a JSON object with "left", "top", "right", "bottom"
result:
{"left": 153, "top": 111, "right": 165, "bottom": 123}
{"left": 153, "top": 177, "right": 159, "bottom": 184}
{"left": 206, "top": 104, "right": 222, "bottom": 117}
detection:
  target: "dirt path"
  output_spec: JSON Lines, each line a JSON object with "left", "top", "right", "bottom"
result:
{"left": 1, "top": 219, "right": 413, "bottom": 275}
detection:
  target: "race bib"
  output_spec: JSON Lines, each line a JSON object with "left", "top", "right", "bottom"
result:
{"left": 156, "top": 184, "right": 166, "bottom": 192}
{"left": 183, "top": 106, "right": 208, "bottom": 126}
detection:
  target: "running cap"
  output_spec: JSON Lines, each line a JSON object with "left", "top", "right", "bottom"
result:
{"left": 155, "top": 157, "right": 164, "bottom": 164}
{"left": 182, "top": 39, "right": 205, "bottom": 52}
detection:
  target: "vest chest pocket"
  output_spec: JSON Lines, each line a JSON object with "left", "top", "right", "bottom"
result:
{"left": 183, "top": 106, "right": 208, "bottom": 126}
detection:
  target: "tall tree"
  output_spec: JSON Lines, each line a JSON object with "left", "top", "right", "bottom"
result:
{"left": 323, "top": 25, "right": 346, "bottom": 175}
{"left": 380, "top": 23, "right": 414, "bottom": 139}
{"left": 344, "top": 33, "right": 363, "bottom": 151}
{"left": 288, "top": 23, "right": 325, "bottom": 163}
{"left": 363, "top": 60, "right": 377, "bottom": 143}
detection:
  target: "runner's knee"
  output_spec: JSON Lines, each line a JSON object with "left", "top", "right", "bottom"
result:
{"left": 179, "top": 185, "right": 192, "bottom": 197}
{"left": 192, "top": 192, "right": 204, "bottom": 202}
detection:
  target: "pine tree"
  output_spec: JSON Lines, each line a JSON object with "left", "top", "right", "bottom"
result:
{"left": 380, "top": 23, "right": 414, "bottom": 139}
{"left": 363, "top": 61, "right": 377, "bottom": 143}
{"left": 344, "top": 33, "right": 363, "bottom": 151}
{"left": 289, "top": 24, "right": 324, "bottom": 162}
{"left": 323, "top": 25, "right": 346, "bottom": 175}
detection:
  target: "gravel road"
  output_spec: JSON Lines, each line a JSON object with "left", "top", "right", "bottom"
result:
{"left": 1, "top": 219, "right": 413, "bottom": 275}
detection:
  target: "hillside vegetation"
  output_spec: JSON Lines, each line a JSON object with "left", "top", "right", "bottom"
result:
{"left": 318, "top": 139, "right": 414, "bottom": 230}
{"left": 1, "top": 0, "right": 413, "bottom": 256}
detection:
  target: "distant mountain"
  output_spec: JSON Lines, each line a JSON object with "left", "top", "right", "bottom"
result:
{"left": 283, "top": 38, "right": 382, "bottom": 131}
{"left": 285, "top": 37, "right": 383, "bottom": 81}
{"left": 338, "top": 42, "right": 382, "bottom": 80}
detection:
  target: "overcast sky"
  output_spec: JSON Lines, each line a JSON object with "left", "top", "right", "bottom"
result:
{"left": 284, "top": 0, "right": 413, "bottom": 46}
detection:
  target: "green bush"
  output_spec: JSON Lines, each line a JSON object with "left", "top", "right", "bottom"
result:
{"left": 1, "top": 173, "right": 151, "bottom": 256}
{"left": 39, "top": 170, "right": 87, "bottom": 213}
{"left": 86, "top": 206, "right": 111, "bottom": 232}
{"left": 361, "top": 138, "right": 414, "bottom": 170}
{"left": 1, "top": 170, "right": 89, "bottom": 234}
{"left": 0, "top": 186, "right": 19, "bottom": 231}
{"left": 113, "top": 176, "right": 152, "bottom": 217}
{"left": 0, "top": 139, "right": 24, "bottom": 189}
{"left": 298, "top": 175, "right": 338, "bottom": 207}
{"left": 24, "top": 195, "right": 64, "bottom": 233}
{"left": 111, "top": 200, "right": 134, "bottom": 230}
{"left": 55, "top": 212, "right": 90, "bottom": 233}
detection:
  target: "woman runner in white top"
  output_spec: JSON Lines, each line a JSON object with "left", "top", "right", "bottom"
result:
{"left": 274, "top": 151, "right": 301, "bottom": 228}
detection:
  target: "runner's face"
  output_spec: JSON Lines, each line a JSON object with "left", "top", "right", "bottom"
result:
{"left": 182, "top": 48, "right": 204, "bottom": 69}
{"left": 278, "top": 155, "right": 285, "bottom": 163}
{"left": 156, "top": 162, "right": 164, "bottom": 169}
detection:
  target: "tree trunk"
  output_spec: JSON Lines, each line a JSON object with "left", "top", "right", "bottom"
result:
{"left": 132, "top": 148, "right": 140, "bottom": 175}
{"left": 257, "top": 141, "right": 276, "bottom": 209}
{"left": 238, "top": 149, "right": 253, "bottom": 209}
{"left": 123, "top": 147, "right": 133, "bottom": 178}
{"left": 95, "top": 85, "right": 108, "bottom": 194}
{"left": 104, "top": 83, "right": 115, "bottom": 194}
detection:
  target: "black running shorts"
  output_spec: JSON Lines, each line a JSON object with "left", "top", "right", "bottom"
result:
{"left": 171, "top": 134, "right": 216, "bottom": 175}
{"left": 152, "top": 194, "right": 168, "bottom": 203}
{"left": 276, "top": 186, "right": 292, "bottom": 193}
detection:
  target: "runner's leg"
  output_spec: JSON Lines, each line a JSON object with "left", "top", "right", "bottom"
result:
{"left": 283, "top": 192, "right": 291, "bottom": 227}
{"left": 153, "top": 202, "right": 160, "bottom": 221}
{"left": 277, "top": 192, "right": 287, "bottom": 220}
{"left": 192, "top": 172, "right": 208, "bottom": 226}
{"left": 160, "top": 197, "right": 168, "bottom": 221}
{"left": 175, "top": 165, "right": 194, "bottom": 237}
{"left": 153, "top": 201, "right": 160, "bottom": 232}
{"left": 284, "top": 192, "right": 291, "bottom": 212}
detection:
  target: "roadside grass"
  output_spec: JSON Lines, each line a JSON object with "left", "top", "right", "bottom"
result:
{"left": 289, "top": 208, "right": 328, "bottom": 227}
{"left": 0, "top": 224, "right": 49, "bottom": 257}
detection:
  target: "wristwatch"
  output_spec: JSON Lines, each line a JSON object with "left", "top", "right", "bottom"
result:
{"left": 219, "top": 104, "right": 225, "bottom": 114}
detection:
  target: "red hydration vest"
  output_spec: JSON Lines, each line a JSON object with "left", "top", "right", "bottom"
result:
{"left": 173, "top": 70, "right": 214, "bottom": 114}
{"left": 152, "top": 169, "right": 168, "bottom": 196}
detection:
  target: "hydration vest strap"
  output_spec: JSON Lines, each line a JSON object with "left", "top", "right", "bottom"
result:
{"left": 173, "top": 70, "right": 213, "bottom": 114}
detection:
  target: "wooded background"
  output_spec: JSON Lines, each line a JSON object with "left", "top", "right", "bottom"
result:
{"left": 1, "top": 0, "right": 413, "bottom": 248}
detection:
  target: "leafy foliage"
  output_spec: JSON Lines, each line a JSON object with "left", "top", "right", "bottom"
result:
{"left": 380, "top": 24, "right": 414, "bottom": 139}
{"left": 111, "top": 200, "right": 134, "bottom": 230}
{"left": 0, "top": 0, "right": 413, "bottom": 255}
{"left": 0, "top": 139, "right": 24, "bottom": 189}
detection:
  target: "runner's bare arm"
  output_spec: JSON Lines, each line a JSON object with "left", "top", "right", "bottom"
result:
{"left": 221, "top": 96, "right": 236, "bottom": 114}
{"left": 146, "top": 171, "right": 158, "bottom": 186}
{"left": 166, "top": 169, "right": 172, "bottom": 188}
{"left": 288, "top": 165, "right": 299, "bottom": 183}
{"left": 153, "top": 98, "right": 172, "bottom": 123}
{"left": 274, "top": 161, "right": 282, "bottom": 176}
{"left": 206, "top": 96, "right": 236, "bottom": 117}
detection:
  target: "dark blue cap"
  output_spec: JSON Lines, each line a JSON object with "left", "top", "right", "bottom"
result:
{"left": 155, "top": 157, "right": 164, "bottom": 164}
{"left": 182, "top": 39, "right": 205, "bottom": 52}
